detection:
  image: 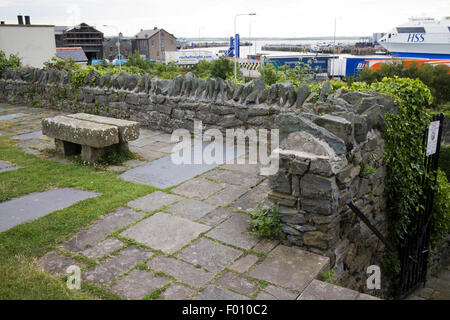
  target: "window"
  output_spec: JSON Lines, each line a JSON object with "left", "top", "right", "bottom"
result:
{"left": 161, "top": 40, "right": 165, "bottom": 48}
{"left": 151, "top": 40, "right": 154, "bottom": 47}
{"left": 396, "top": 27, "right": 425, "bottom": 33}
{"left": 170, "top": 40, "right": 174, "bottom": 45}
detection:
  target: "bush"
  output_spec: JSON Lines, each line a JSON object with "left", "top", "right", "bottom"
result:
{"left": 0, "top": 50, "right": 21, "bottom": 74}
{"left": 355, "top": 61, "right": 450, "bottom": 106}
{"left": 124, "top": 51, "right": 154, "bottom": 70}
{"left": 258, "top": 63, "right": 280, "bottom": 86}
{"left": 431, "top": 169, "right": 450, "bottom": 248}
{"left": 350, "top": 77, "right": 449, "bottom": 275}
{"left": 209, "top": 57, "right": 234, "bottom": 80}
{"left": 249, "top": 205, "right": 284, "bottom": 239}
{"left": 43, "top": 57, "right": 81, "bottom": 72}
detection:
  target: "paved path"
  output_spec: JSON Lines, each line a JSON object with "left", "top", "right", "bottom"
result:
{"left": 1, "top": 103, "right": 377, "bottom": 300}
{"left": 406, "top": 264, "right": 450, "bottom": 300}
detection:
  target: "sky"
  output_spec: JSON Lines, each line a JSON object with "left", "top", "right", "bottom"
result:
{"left": 1, "top": 0, "right": 449, "bottom": 38}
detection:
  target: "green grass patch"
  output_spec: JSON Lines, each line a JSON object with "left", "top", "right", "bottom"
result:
{"left": 0, "top": 135, "right": 156, "bottom": 299}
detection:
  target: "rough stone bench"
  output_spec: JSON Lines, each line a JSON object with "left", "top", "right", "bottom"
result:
{"left": 42, "top": 113, "right": 139, "bottom": 162}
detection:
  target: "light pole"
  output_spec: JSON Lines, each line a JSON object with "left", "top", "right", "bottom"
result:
{"left": 198, "top": 26, "right": 204, "bottom": 54}
{"left": 234, "top": 13, "right": 256, "bottom": 80}
{"left": 103, "top": 24, "right": 121, "bottom": 69}
{"left": 333, "top": 17, "right": 342, "bottom": 45}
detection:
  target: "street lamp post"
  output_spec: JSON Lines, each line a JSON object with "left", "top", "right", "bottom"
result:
{"left": 333, "top": 17, "right": 342, "bottom": 45}
{"left": 234, "top": 13, "right": 256, "bottom": 80}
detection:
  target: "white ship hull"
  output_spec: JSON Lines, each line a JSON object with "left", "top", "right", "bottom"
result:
{"left": 378, "top": 17, "right": 450, "bottom": 59}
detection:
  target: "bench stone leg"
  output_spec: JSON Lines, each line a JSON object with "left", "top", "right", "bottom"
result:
{"left": 119, "top": 142, "right": 129, "bottom": 152}
{"left": 81, "top": 145, "right": 105, "bottom": 163}
{"left": 55, "top": 139, "right": 81, "bottom": 156}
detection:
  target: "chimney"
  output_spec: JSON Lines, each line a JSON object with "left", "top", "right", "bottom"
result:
{"left": 25, "top": 16, "right": 30, "bottom": 25}
{"left": 17, "top": 15, "right": 23, "bottom": 25}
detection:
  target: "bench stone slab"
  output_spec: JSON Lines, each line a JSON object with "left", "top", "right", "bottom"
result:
{"left": 42, "top": 116, "right": 119, "bottom": 148}
{"left": 66, "top": 113, "right": 139, "bottom": 142}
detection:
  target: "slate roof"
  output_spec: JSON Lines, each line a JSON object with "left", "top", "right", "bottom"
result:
{"left": 56, "top": 47, "right": 88, "bottom": 62}
{"left": 134, "top": 28, "right": 175, "bottom": 39}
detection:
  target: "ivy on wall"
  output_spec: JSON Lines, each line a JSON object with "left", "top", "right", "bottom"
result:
{"left": 349, "top": 77, "right": 450, "bottom": 275}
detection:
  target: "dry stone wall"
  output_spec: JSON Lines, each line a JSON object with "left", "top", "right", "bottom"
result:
{"left": 268, "top": 89, "right": 398, "bottom": 294}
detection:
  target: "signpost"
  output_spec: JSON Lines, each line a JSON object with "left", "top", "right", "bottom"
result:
{"left": 426, "top": 121, "right": 440, "bottom": 156}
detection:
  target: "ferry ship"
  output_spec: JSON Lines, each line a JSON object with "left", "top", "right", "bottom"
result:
{"left": 378, "top": 17, "right": 450, "bottom": 59}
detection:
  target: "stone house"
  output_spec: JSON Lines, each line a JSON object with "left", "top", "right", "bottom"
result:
{"left": 131, "top": 27, "right": 177, "bottom": 62}
{"left": 103, "top": 34, "right": 132, "bottom": 62}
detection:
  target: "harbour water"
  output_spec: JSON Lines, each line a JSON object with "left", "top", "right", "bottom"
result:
{"left": 187, "top": 38, "right": 363, "bottom": 58}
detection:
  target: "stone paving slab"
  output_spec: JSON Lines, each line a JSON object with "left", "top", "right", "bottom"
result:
{"left": 206, "top": 213, "right": 259, "bottom": 250}
{"left": 297, "top": 279, "right": 360, "bottom": 300}
{"left": 176, "top": 238, "right": 242, "bottom": 273}
{"left": 166, "top": 198, "right": 216, "bottom": 220}
{"left": 195, "top": 285, "right": 250, "bottom": 300}
{"left": 0, "top": 113, "right": 27, "bottom": 121}
{"left": 202, "top": 168, "right": 263, "bottom": 187}
{"left": 110, "top": 269, "right": 170, "bottom": 299}
{"left": 63, "top": 207, "right": 145, "bottom": 252}
{"left": 220, "top": 160, "right": 262, "bottom": 176}
{"left": 161, "top": 283, "right": 197, "bottom": 300}
{"left": 39, "top": 252, "right": 84, "bottom": 275}
{"left": 0, "top": 188, "right": 99, "bottom": 233}
{"left": 247, "top": 245, "right": 329, "bottom": 292}
{"left": 229, "top": 254, "right": 260, "bottom": 273}
{"left": 0, "top": 160, "right": 21, "bottom": 173}
{"left": 80, "top": 238, "right": 125, "bottom": 259}
{"left": 198, "top": 207, "right": 234, "bottom": 227}
{"left": 231, "top": 180, "right": 271, "bottom": 212}
{"left": 127, "top": 191, "right": 182, "bottom": 212}
{"left": 147, "top": 255, "right": 214, "bottom": 288}
{"left": 129, "top": 146, "right": 167, "bottom": 162}
{"left": 252, "top": 239, "right": 280, "bottom": 254}
{"left": 215, "top": 271, "right": 258, "bottom": 295}
{"left": 172, "top": 178, "right": 226, "bottom": 200}
{"left": 255, "top": 285, "right": 298, "bottom": 300}
{"left": 121, "top": 143, "right": 246, "bottom": 188}
{"left": 83, "top": 246, "right": 152, "bottom": 285}
{"left": 121, "top": 212, "right": 210, "bottom": 253}
{"left": 13, "top": 131, "right": 45, "bottom": 140}
{"left": 204, "top": 184, "right": 249, "bottom": 207}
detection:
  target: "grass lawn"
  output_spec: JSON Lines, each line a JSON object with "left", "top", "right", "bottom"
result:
{"left": 0, "top": 135, "right": 156, "bottom": 299}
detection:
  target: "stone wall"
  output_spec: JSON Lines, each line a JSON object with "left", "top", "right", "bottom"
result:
{"left": 0, "top": 67, "right": 315, "bottom": 134}
{"left": 268, "top": 89, "right": 398, "bottom": 294}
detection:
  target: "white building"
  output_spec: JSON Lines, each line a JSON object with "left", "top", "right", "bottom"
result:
{"left": 0, "top": 23, "right": 56, "bottom": 68}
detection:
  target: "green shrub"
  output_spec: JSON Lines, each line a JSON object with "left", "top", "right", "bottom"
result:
{"left": 210, "top": 57, "right": 234, "bottom": 80}
{"left": 124, "top": 51, "right": 154, "bottom": 70}
{"left": 192, "top": 60, "right": 212, "bottom": 79}
{"left": 249, "top": 205, "right": 284, "bottom": 239}
{"left": 355, "top": 61, "right": 450, "bottom": 106}
{"left": 258, "top": 63, "right": 280, "bottom": 86}
{"left": 43, "top": 57, "right": 81, "bottom": 72}
{"left": 350, "top": 77, "right": 449, "bottom": 275}
{"left": 0, "top": 50, "right": 21, "bottom": 74}
{"left": 430, "top": 169, "right": 450, "bottom": 248}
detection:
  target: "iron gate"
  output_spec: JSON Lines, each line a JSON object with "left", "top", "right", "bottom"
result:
{"left": 395, "top": 113, "right": 445, "bottom": 299}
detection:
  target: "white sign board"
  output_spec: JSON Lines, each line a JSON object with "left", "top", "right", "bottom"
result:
{"left": 426, "top": 121, "right": 440, "bottom": 156}
{"left": 165, "top": 50, "right": 217, "bottom": 65}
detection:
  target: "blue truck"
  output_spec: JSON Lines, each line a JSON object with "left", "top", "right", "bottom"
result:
{"left": 264, "top": 54, "right": 392, "bottom": 79}
{"left": 264, "top": 55, "right": 338, "bottom": 74}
